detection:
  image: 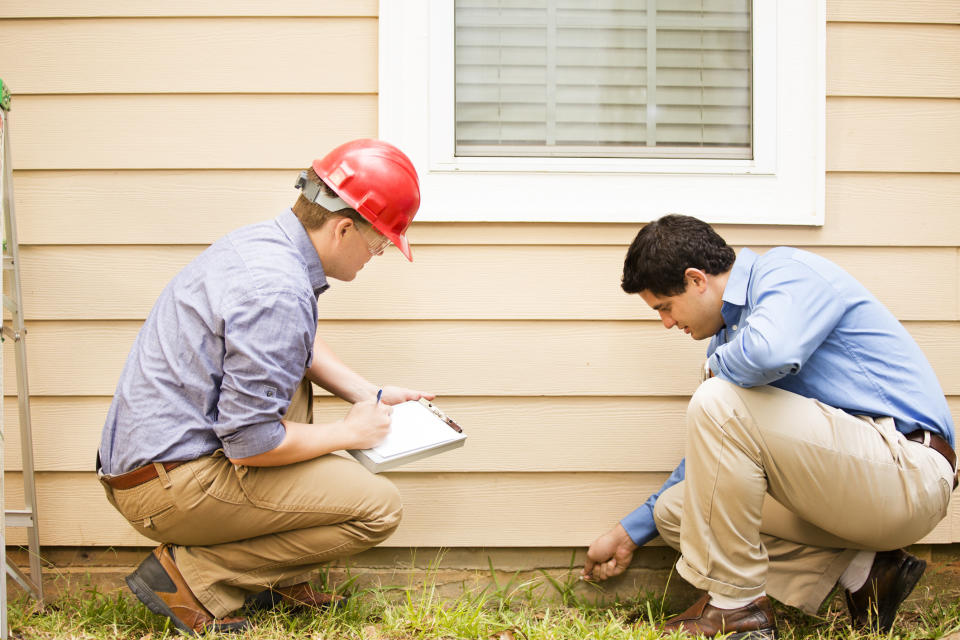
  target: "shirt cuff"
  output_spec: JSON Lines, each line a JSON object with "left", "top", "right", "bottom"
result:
{"left": 620, "top": 503, "right": 660, "bottom": 547}
{"left": 219, "top": 420, "right": 286, "bottom": 460}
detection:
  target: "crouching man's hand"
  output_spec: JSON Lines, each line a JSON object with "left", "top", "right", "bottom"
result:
{"left": 581, "top": 523, "right": 638, "bottom": 582}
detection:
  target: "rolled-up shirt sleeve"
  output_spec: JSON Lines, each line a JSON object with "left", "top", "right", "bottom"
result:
{"left": 709, "top": 261, "right": 845, "bottom": 388}
{"left": 215, "top": 290, "right": 316, "bottom": 459}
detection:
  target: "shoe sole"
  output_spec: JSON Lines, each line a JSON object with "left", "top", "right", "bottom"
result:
{"left": 125, "top": 571, "right": 196, "bottom": 636}
{"left": 727, "top": 629, "right": 778, "bottom": 640}
{"left": 877, "top": 555, "right": 926, "bottom": 633}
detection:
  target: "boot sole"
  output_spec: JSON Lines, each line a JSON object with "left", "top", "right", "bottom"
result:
{"left": 877, "top": 555, "right": 926, "bottom": 632}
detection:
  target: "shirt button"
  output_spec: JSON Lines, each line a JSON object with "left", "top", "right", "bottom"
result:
{"left": 732, "top": 324, "right": 738, "bottom": 331}
{"left": 266, "top": 390, "right": 274, "bottom": 397}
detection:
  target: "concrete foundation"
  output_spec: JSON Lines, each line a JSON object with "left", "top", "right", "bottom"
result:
{"left": 6, "top": 544, "right": 960, "bottom": 613}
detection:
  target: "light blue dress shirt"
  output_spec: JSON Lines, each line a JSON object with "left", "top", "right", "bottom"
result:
{"left": 99, "top": 210, "right": 329, "bottom": 475}
{"left": 621, "top": 247, "right": 955, "bottom": 545}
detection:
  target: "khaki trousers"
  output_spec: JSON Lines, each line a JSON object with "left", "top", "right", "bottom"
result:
{"left": 102, "top": 379, "right": 403, "bottom": 618}
{"left": 653, "top": 378, "right": 953, "bottom": 614}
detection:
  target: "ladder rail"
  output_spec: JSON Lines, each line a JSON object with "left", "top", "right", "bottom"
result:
{"left": 0, "top": 88, "right": 44, "bottom": 640}
{"left": 1, "top": 113, "right": 42, "bottom": 604}
{"left": 0, "top": 92, "right": 8, "bottom": 640}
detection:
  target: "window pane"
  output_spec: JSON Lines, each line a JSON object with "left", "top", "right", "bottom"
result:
{"left": 454, "top": 0, "right": 752, "bottom": 159}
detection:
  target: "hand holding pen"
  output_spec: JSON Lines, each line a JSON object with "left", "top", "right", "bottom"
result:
{"left": 342, "top": 389, "right": 392, "bottom": 450}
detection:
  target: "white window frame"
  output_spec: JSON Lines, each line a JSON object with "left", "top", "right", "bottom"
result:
{"left": 379, "top": 0, "right": 825, "bottom": 225}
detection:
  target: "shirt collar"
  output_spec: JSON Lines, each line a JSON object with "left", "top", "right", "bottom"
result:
{"left": 277, "top": 208, "right": 329, "bottom": 297}
{"left": 719, "top": 247, "right": 758, "bottom": 325}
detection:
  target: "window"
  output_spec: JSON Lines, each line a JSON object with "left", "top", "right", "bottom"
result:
{"left": 454, "top": 2, "right": 752, "bottom": 160}
{"left": 380, "top": 1, "right": 824, "bottom": 224}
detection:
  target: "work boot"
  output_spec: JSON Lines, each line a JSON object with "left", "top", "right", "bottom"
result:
{"left": 125, "top": 544, "right": 248, "bottom": 636}
{"left": 845, "top": 549, "right": 926, "bottom": 633}
{"left": 246, "top": 581, "right": 347, "bottom": 612}
{"left": 661, "top": 592, "right": 777, "bottom": 639}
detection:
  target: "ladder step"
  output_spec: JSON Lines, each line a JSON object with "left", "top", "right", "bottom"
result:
{"left": 4, "top": 510, "right": 34, "bottom": 528}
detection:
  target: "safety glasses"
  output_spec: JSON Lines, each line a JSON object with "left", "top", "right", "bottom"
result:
{"left": 354, "top": 221, "right": 391, "bottom": 256}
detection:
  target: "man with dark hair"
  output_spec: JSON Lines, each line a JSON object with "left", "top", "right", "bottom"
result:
{"left": 98, "top": 139, "right": 432, "bottom": 634}
{"left": 582, "top": 215, "right": 956, "bottom": 638}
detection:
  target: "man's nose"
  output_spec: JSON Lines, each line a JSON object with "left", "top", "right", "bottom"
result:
{"left": 659, "top": 311, "right": 675, "bottom": 329}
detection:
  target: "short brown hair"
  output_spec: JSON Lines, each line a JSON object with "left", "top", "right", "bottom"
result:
{"left": 621, "top": 214, "right": 736, "bottom": 296}
{"left": 292, "top": 167, "right": 369, "bottom": 231}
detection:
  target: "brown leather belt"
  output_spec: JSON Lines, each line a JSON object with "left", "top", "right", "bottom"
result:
{"left": 905, "top": 430, "right": 958, "bottom": 489}
{"left": 102, "top": 461, "right": 184, "bottom": 490}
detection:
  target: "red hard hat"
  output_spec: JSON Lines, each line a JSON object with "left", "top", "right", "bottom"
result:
{"left": 313, "top": 139, "right": 420, "bottom": 261}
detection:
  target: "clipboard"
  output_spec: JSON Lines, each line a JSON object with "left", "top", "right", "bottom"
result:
{"left": 348, "top": 398, "right": 467, "bottom": 473}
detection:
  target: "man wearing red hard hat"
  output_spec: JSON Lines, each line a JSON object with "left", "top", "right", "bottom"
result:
{"left": 97, "top": 139, "right": 431, "bottom": 634}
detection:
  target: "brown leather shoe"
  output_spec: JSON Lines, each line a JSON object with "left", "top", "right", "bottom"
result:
{"left": 661, "top": 593, "right": 777, "bottom": 639}
{"left": 125, "top": 545, "right": 248, "bottom": 635}
{"left": 246, "top": 581, "right": 347, "bottom": 612}
{"left": 845, "top": 549, "right": 926, "bottom": 633}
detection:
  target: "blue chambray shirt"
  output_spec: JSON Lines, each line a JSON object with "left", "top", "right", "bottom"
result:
{"left": 620, "top": 247, "right": 955, "bottom": 545}
{"left": 98, "top": 209, "right": 329, "bottom": 475}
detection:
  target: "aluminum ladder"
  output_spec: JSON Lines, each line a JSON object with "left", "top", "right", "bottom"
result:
{"left": 0, "top": 78, "right": 44, "bottom": 640}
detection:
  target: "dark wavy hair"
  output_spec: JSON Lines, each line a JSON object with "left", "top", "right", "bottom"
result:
{"left": 621, "top": 215, "right": 736, "bottom": 296}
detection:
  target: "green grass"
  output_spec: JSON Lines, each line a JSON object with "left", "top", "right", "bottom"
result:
{"left": 7, "top": 569, "right": 960, "bottom": 640}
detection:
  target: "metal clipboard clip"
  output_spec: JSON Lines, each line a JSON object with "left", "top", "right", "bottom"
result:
{"left": 418, "top": 398, "right": 463, "bottom": 433}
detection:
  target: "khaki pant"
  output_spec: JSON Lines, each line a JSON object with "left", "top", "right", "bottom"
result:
{"left": 101, "top": 379, "right": 402, "bottom": 618}
{"left": 653, "top": 378, "right": 953, "bottom": 614}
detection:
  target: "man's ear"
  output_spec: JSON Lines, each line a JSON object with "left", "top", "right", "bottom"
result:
{"left": 330, "top": 216, "right": 355, "bottom": 244}
{"left": 684, "top": 267, "right": 709, "bottom": 292}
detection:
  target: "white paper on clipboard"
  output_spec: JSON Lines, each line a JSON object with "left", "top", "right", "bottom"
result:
{"left": 348, "top": 399, "right": 466, "bottom": 472}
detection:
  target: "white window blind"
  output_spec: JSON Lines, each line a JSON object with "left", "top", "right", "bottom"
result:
{"left": 454, "top": 0, "right": 752, "bottom": 159}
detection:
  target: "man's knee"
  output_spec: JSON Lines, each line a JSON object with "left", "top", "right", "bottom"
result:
{"left": 687, "top": 377, "right": 741, "bottom": 433}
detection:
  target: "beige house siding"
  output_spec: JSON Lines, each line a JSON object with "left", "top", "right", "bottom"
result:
{"left": 1, "top": 1, "right": 959, "bottom": 548}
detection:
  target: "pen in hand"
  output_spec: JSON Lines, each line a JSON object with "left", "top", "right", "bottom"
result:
{"left": 376, "top": 388, "right": 383, "bottom": 404}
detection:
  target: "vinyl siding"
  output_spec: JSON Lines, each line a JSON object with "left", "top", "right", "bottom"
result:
{"left": 1, "top": 1, "right": 958, "bottom": 548}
